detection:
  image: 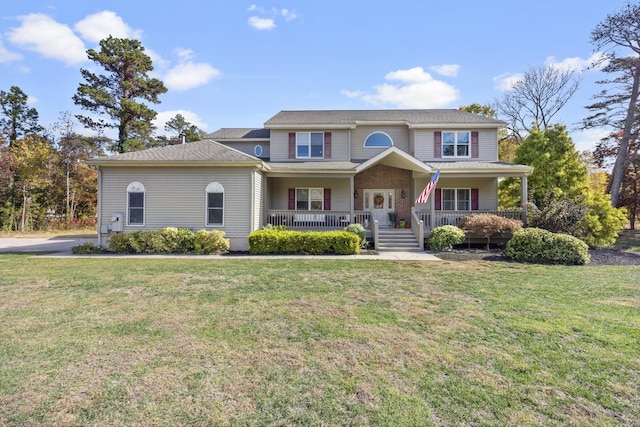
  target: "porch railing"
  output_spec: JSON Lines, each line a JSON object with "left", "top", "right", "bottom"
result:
{"left": 415, "top": 209, "right": 525, "bottom": 231}
{"left": 265, "top": 210, "right": 372, "bottom": 230}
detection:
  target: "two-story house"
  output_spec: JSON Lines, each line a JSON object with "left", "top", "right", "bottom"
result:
{"left": 88, "top": 109, "right": 533, "bottom": 251}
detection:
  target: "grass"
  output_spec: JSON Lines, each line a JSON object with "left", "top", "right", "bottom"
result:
{"left": 615, "top": 229, "right": 640, "bottom": 254}
{"left": 0, "top": 256, "right": 638, "bottom": 426}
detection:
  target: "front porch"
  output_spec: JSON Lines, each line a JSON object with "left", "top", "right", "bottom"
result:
{"left": 265, "top": 208, "right": 524, "bottom": 232}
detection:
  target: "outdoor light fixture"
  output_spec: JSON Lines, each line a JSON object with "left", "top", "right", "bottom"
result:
{"left": 354, "top": 189, "right": 359, "bottom": 198}
{"left": 401, "top": 189, "right": 406, "bottom": 198}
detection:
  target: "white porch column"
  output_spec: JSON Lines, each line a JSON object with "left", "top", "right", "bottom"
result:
{"left": 350, "top": 175, "right": 355, "bottom": 223}
{"left": 521, "top": 175, "right": 528, "bottom": 226}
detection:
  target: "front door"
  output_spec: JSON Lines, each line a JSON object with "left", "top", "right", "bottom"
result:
{"left": 364, "top": 189, "right": 395, "bottom": 227}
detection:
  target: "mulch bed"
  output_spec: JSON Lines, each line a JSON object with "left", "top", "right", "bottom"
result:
{"left": 432, "top": 248, "right": 640, "bottom": 266}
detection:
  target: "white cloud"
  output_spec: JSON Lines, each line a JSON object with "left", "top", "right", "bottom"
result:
{"left": 74, "top": 11, "right": 142, "bottom": 43}
{"left": 343, "top": 66, "right": 460, "bottom": 108}
{"left": 429, "top": 64, "right": 460, "bottom": 77}
{"left": 493, "top": 72, "right": 524, "bottom": 92}
{"left": 248, "top": 5, "right": 264, "bottom": 13}
{"left": 154, "top": 110, "right": 208, "bottom": 136}
{"left": 545, "top": 52, "right": 608, "bottom": 72}
{"left": 26, "top": 95, "right": 38, "bottom": 105}
{"left": 281, "top": 9, "right": 298, "bottom": 21}
{"left": 571, "top": 127, "right": 610, "bottom": 153}
{"left": 248, "top": 16, "right": 276, "bottom": 30}
{"left": 7, "top": 13, "right": 86, "bottom": 66}
{"left": 164, "top": 62, "right": 221, "bottom": 91}
{"left": 0, "top": 37, "right": 22, "bottom": 63}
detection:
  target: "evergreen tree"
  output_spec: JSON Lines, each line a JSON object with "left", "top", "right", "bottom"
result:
{"left": 0, "top": 86, "right": 44, "bottom": 146}
{"left": 73, "top": 36, "right": 167, "bottom": 153}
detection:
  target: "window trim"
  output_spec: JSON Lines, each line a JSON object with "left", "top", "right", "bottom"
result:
{"left": 126, "top": 182, "right": 145, "bottom": 226}
{"left": 441, "top": 188, "right": 471, "bottom": 211}
{"left": 442, "top": 131, "right": 471, "bottom": 158}
{"left": 205, "top": 182, "right": 225, "bottom": 227}
{"left": 296, "top": 132, "right": 325, "bottom": 159}
{"left": 363, "top": 131, "right": 394, "bottom": 148}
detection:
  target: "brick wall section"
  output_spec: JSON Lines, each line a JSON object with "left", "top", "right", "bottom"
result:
{"left": 354, "top": 165, "right": 413, "bottom": 225}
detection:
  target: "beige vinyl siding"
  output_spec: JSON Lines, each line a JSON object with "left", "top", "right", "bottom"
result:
{"left": 269, "top": 130, "right": 350, "bottom": 161}
{"left": 99, "top": 167, "right": 254, "bottom": 238}
{"left": 414, "top": 129, "right": 499, "bottom": 161}
{"left": 413, "top": 177, "right": 498, "bottom": 210}
{"left": 350, "top": 125, "right": 409, "bottom": 160}
{"left": 269, "top": 177, "right": 351, "bottom": 210}
{"left": 218, "top": 141, "right": 270, "bottom": 159}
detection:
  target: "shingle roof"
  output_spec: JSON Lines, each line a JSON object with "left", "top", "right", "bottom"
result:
{"left": 264, "top": 109, "right": 506, "bottom": 127}
{"left": 87, "top": 139, "right": 262, "bottom": 164}
{"left": 426, "top": 161, "right": 533, "bottom": 174}
{"left": 207, "top": 128, "right": 270, "bottom": 139}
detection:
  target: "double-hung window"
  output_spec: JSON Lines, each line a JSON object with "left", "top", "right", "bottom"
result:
{"left": 442, "top": 189, "right": 470, "bottom": 211}
{"left": 296, "top": 188, "right": 324, "bottom": 210}
{"left": 296, "top": 132, "right": 324, "bottom": 159}
{"left": 206, "top": 182, "right": 224, "bottom": 226}
{"left": 126, "top": 182, "right": 145, "bottom": 226}
{"left": 442, "top": 131, "right": 470, "bottom": 157}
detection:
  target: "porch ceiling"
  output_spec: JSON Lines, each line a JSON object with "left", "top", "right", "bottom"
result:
{"left": 426, "top": 161, "right": 534, "bottom": 177}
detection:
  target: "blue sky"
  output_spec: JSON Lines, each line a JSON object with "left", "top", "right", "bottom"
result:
{"left": 0, "top": 1, "right": 631, "bottom": 151}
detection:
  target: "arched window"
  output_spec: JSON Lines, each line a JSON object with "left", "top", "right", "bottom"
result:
{"left": 206, "top": 182, "right": 225, "bottom": 226}
{"left": 364, "top": 132, "right": 393, "bottom": 148}
{"left": 126, "top": 182, "right": 145, "bottom": 226}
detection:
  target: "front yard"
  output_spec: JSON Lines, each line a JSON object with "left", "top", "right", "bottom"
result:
{"left": 0, "top": 256, "right": 638, "bottom": 426}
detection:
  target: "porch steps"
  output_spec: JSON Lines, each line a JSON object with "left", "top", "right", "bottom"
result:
{"left": 377, "top": 228, "right": 421, "bottom": 251}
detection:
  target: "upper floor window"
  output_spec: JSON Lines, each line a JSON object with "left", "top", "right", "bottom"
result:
{"left": 442, "top": 131, "right": 470, "bottom": 157}
{"left": 296, "top": 132, "right": 324, "bottom": 159}
{"left": 206, "top": 182, "right": 224, "bottom": 226}
{"left": 126, "top": 182, "right": 145, "bottom": 226}
{"left": 254, "top": 145, "right": 263, "bottom": 157}
{"left": 364, "top": 132, "right": 393, "bottom": 148}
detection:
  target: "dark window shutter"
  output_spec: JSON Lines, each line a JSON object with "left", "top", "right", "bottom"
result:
{"left": 471, "top": 131, "right": 479, "bottom": 158}
{"left": 434, "top": 131, "right": 442, "bottom": 158}
{"left": 324, "top": 132, "right": 331, "bottom": 159}
{"left": 324, "top": 188, "right": 331, "bottom": 210}
{"left": 288, "top": 188, "right": 295, "bottom": 210}
{"left": 288, "top": 133, "right": 296, "bottom": 159}
{"left": 471, "top": 189, "right": 479, "bottom": 210}
{"left": 435, "top": 188, "right": 442, "bottom": 210}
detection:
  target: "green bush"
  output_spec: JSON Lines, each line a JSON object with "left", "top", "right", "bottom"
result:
{"left": 71, "top": 241, "right": 107, "bottom": 254}
{"left": 248, "top": 228, "right": 359, "bottom": 255}
{"left": 194, "top": 229, "right": 230, "bottom": 254}
{"left": 345, "top": 223, "right": 367, "bottom": 248}
{"left": 504, "top": 228, "right": 590, "bottom": 265}
{"left": 428, "top": 225, "right": 466, "bottom": 251}
{"left": 108, "top": 232, "right": 134, "bottom": 253}
{"left": 527, "top": 194, "right": 626, "bottom": 248}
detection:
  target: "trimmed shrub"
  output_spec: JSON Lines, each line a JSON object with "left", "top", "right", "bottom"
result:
{"left": 108, "top": 232, "right": 134, "bottom": 253}
{"left": 194, "top": 229, "right": 230, "bottom": 254}
{"left": 428, "top": 225, "right": 466, "bottom": 251}
{"left": 505, "top": 227, "right": 590, "bottom": 265}
{"left": 248, "top": 228, "right": 359, "bottom": 255}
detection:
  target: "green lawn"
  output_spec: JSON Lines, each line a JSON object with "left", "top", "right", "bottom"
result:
{"left": 0, "top": 256, "right": 638, "bottom": 426}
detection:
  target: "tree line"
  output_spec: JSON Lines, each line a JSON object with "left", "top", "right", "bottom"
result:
{"left": 0, "top": 37, "right": 203, "bottom": 232}
{"left": 1, "top": 3, "right": 639, "bottom": 232}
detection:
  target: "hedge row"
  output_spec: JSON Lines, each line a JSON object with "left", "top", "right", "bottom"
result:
{"left": 108, "top": 228, "right": 230, "bottom": 254}
{"left": 248, "top": 228, "right": 360, "bottom": 255}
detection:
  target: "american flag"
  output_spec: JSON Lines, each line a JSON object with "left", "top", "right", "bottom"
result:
{"left": 415, "top": 169, "right": 440, "bottom": 204}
